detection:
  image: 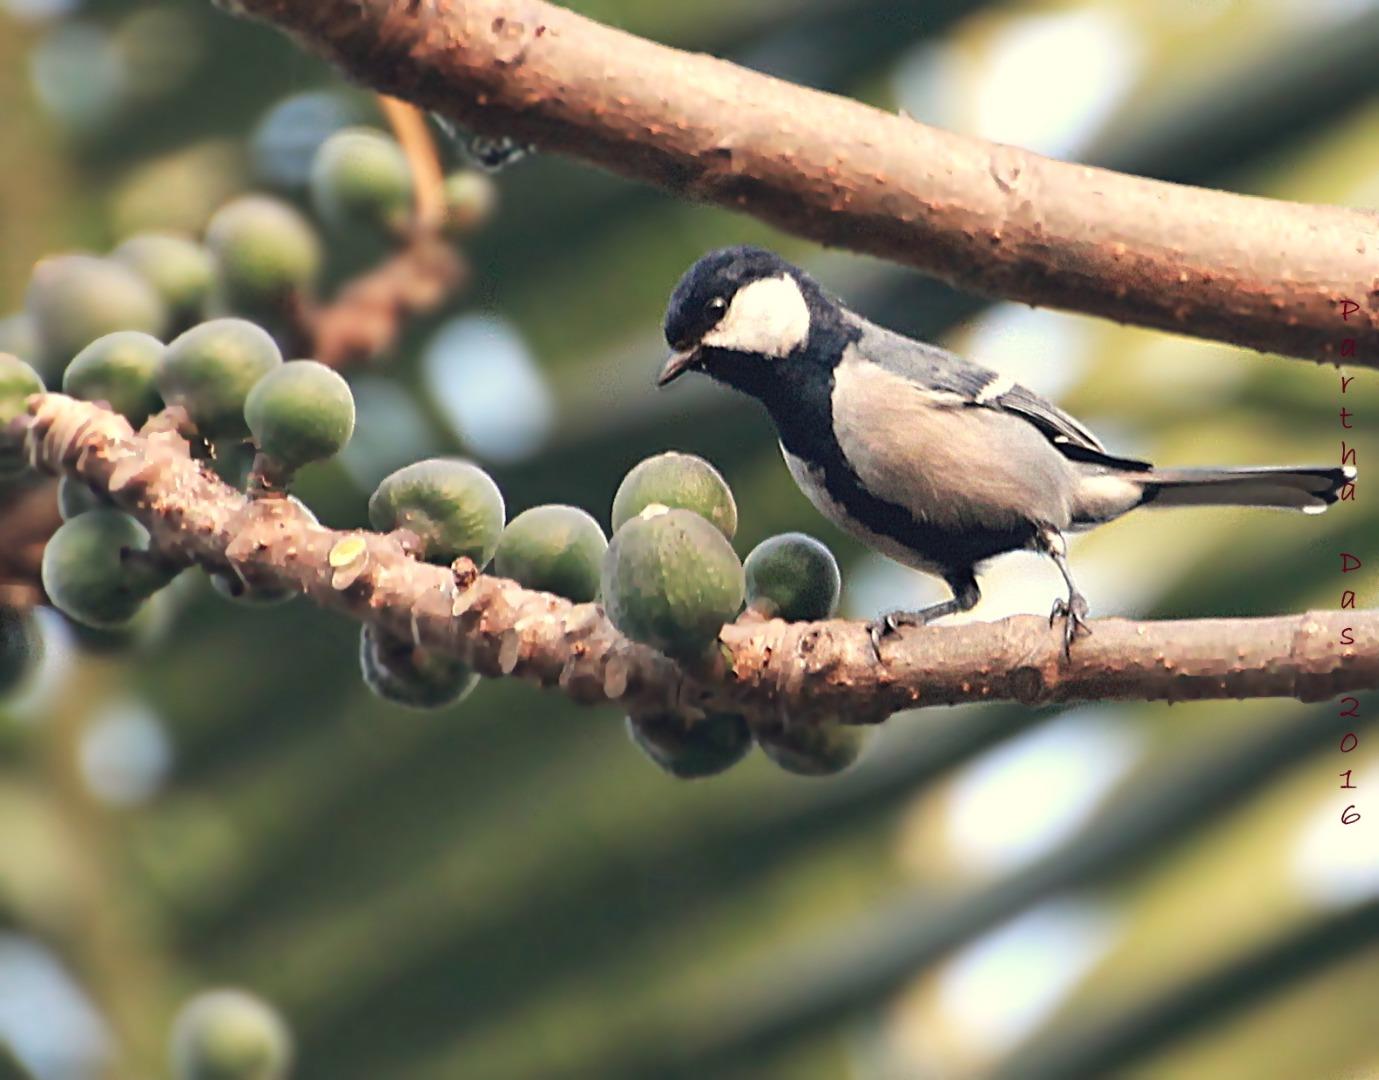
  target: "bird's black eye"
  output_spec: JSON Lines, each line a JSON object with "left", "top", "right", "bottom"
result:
{"left": 705, "top": 297, "right": 727, "bottom": 318}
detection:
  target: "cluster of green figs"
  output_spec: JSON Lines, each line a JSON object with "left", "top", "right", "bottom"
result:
{"left": 1, "top": 120, "right": 491, "bottom": 697}
{"left": 2, "top": 314, "right": 863, "bottom": 778}
{"left": 365, "top": 448, "right": 866, "bottom": 780}
{"left": 0, "top": 121, "right": 862, "bottom": 780}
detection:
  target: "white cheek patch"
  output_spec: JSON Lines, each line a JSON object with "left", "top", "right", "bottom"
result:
{"left": 702, "top": 275, "right": 811, "bottom": 358}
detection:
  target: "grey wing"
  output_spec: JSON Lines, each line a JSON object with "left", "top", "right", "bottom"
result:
{"left": 851, "top": 316, "right": 1150, "bottom": 471}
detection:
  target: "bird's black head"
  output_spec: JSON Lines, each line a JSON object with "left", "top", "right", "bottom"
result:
{"left": 658, "top": 246, "right": 838, "bottom": 396}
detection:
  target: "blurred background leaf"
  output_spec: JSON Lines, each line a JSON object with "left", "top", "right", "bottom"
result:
{"left": 0, "top": 0, "right": 1375, "bottom": 1078}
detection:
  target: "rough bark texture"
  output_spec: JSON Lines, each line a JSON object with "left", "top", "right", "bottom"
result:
{"left": 21, "top": 395, "right": 1378, "bottom": 720}
{"left": 221, "top": 0, "right": 1379, "bottom": 365}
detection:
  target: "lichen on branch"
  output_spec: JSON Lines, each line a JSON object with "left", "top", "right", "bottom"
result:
{"left": 18, "top": 394, "right": 1378, "bottom": 722}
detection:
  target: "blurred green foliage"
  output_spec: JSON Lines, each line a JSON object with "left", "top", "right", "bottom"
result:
{"left": 1, "top": 1, "right": 1377, "bottom": 1078}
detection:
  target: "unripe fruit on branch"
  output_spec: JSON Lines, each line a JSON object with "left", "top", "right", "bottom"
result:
{"left": 601, "top": 506, "right": 744, "bottom": 659}
{"left": 442, "top": 169, "right": 498, "bottom": 234}
{"left": 205, "top": 195, "right": 321, "bottom": 315}
{"left": 168, "top": 988, "right": 292, "bottom": 1080}
{"left": 244, "top": 360, "right": 355, "bottom": 471}
{"left": 359, "top": 623, "right": 479, "bottom": 709}
{"left": 113, "top": 232, "right": 215, "bottom": 330}
{"left": 611, "top": 451, "right": 737, "bottom": 538}
{"left": 64, "top": 593, "right": 172, "bottom": 655}
{"left": 756, "top": 719, "right": 866, "bottom": 777}
{"left": 309, "top": 127, "right": 412, "bottom": 233}
{"left": 368, "top": 458, "right": 505, "bottom": 567}
{"left": 157, "top": 319, "right": 283, "bottom": 438}
{"left": 63, "top": 330, "right": 164, "bottom": 427}
{"left": 494, "top": 504, "right": 606, "bottom": 602}
{"left": 626, "top": 710, "right": 753, "bottom": 779}
{"left": 41, "top": 510, "right": 176, "bottom": 629}
{"left": 744, "top": 532, "right": 841, "bottom": 621}
{"left": 24, "top": 254, "right": 166, "bottom": 377}
{"left": 57, "top": 475, "right": 107, "bottom": 520}
{"left": 0, "top": 353, "right": 43, "bottom": 475}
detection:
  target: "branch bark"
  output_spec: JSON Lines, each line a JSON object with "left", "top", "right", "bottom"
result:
{"left": 20, "top": 395, "right": 1377, "bottom": 720}
{"left": 220, "top": 0, "right": 1379, "bottom": 365}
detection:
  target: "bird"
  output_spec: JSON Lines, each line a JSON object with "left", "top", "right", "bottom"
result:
{"left": 656, "top": 245, "right": 1355, "bottom": 654}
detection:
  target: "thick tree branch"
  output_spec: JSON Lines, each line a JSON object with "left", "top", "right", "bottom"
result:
{"left": 18, "top": 395, "right": 1377, "bottom": 719}
{"left": 220, "top": 0, "right": 1379, "bottom": 365}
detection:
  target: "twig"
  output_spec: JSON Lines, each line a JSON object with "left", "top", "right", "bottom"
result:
{"left": 377, "top": 94, "right": 447, "bottom": 231}
{"left": 279, "top": 95, "right": 463, "bottom": 368}
{"left": 221, "top": 0, "right": 1379, "bottom": 365}
{"left": 293, "top": 93, "right": 466, "bottom": 369}
{"left": 305, "top": 232, "right": 466, "bottom": 368}
{"left": 20, "top": 395, "right": 1378, "bottom": 720}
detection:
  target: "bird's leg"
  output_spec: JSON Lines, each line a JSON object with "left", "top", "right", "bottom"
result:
{"left": 868, "top": 574, "right": 980, "bottom": 660}
{"left": 1038, "top": 526, "right": 1091, "bottom": 657}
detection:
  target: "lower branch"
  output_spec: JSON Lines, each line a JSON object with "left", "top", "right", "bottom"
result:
{"left": 20, "top": 395, "right": 1378, "bottom": 719}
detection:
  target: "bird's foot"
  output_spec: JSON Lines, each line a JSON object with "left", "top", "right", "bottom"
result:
{"left": 869, "top": 610, "right": 915, "bottom": 653}
{"left": 1049, "top": 592, "right": 1091, "bottom": 658}
{"left": 867, "top": 609, "right": 933, "bottom": 662}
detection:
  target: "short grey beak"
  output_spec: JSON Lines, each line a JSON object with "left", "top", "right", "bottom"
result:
{"left": 657, "top": 348, "right": 699, "bottom": 387}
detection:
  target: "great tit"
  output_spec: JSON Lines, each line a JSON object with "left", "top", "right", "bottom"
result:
{"left": 657, "top": 245, "right": 1354, "bottom": 651}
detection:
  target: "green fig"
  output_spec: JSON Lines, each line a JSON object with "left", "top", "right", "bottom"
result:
{"left": 309, "top": 127, "right": 412, "bottom": 232}
{"left": 611, "top": 451, "right": 737, "bottom": 539}
{"left": 0, "top": 353, "right": 43, "bottom": 475}
{"left": 41, "top": 510, "right": 176, "bottom": 629}
{"left": 494, "top": 504, "right": 606, "bottom": 602}
{"left": 57, "top": 474, "right": 107, "bottom": 520}
{"left": 626, "top": 710, "right": 752, "bottom": 780}
{"left": 113, "top": 232, "right": 215, "bottom": 329}
{"left": 601, "top": 506, "right": 744, "bottom": 659}
{"left": 359, "top": 622, "right": 479, "bottom": 709}
{"left": 756, "top": 719, "right": 866, "bottom": 777}
{"left": 244, "top": 360, "right": 355, "bottom": 470}
{"left": 63, "top": 330, "right": 164, "bottom": 426}
{"left": 441, "top": 169, "right": 498, "bottom": 234}
{"left": 744, "top": 532, "right": 841, "bottom": 621}
{"left": 157, "top": 319, "right": 282, "bottom": 437}
{"left": 205, "top": 195, "right": 321, "bottom": 315}
{"left": 24, "top": 254, "right": 166, "bottom": 377}
{"left": 368, "top": 458, "right": 505, "bottom": 568}
{"left": 169, "top": 988, "right": 292, "bottom": 1080}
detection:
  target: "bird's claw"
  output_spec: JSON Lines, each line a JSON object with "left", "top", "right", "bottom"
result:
{"left": 867, "top": 610, "right": 919, "bottom": 662}
{"left": 1049, "top": 593, "right": 1091, "bottom": 657}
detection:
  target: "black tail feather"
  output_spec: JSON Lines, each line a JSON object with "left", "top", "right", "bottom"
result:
{"left": 1139, "top": 465, "right": 1354, "bottom": 513}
